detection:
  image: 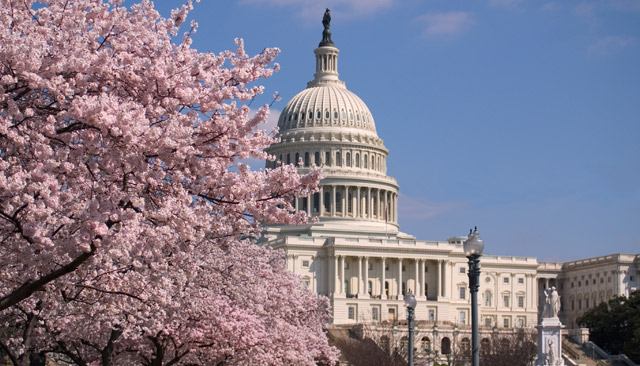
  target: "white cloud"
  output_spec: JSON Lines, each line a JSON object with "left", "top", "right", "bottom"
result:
{"left": 239, "top": 0, "right": 395, "bottom": 21}
{"left": 415, "top": 11, "right": 474, "bottom": 38}
{"left": 588, "top": 36, "right": 635, "bottom": 55}
{"left": 398, "top": 194, "right": 468, "bottom": 221}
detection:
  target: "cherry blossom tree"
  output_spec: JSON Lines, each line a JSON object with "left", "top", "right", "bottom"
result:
{"left": 0, "top": 0, "right": 336, "bottom": 364}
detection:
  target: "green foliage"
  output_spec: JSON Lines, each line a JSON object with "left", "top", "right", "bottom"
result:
{"left": 577, "top": 290, "right": 640, "bottom": 363}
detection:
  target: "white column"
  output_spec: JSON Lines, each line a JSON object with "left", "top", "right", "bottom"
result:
{"left": 341, "top": 186, "right": 346, "bottom": 216}
{"left": 414, "top": 259, "right": 419, "bottom": 296}
{"left": 356, "top": 187, "right": 361, "bottom": 218}
{"left": 358, "top": 256, "right": 363, "bottom": 296}
{"left": 340, "top": 255, "right": 345, "bottom": 295}
{"left": 381, "top": 257, "right": 387, "bottom": 299}
{"left": 398, "top": 258, "right": 403, "bottom": 300}
{"left": 295, "top": 197, "right": 300, "bottom": 213}
{"left": 376, "top": 189, "right": 380, "bottom": 219}
{"left": 444, "top": 260, "right": 451, "bottom": 298}
{"left": 364, "top": 256, "right": 370, "bottom": 298}
{"left": 319, "top": 186, "right": 324, "bottom": 216}
{"left": 367, "top": 187, "right": 372, "bottom": 219}
{"left": 421, "top": 259, "right": 426, "bottom": 299}
{"left": 437, "top": 260, "right": 442, "bottom": 297}
{"left": 394, "top": 193, "right": 398, "bottom": 223}
{"left": 334, "top": 255, "right": 339, "bottom": 295}
{"left": 331, "top": 185, "right": 336, "bottom": 216}
{"left": 292, "top": 255, "right": 297, "bottom": 274}
{"left": 306, "top": 194, "right": 311, "bottom": 216}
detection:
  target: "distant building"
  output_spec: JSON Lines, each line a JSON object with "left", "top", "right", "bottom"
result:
{"left": 262, "top": 19, "right": 639, "bottom": 340}
{"left": 539, "top": 254, "right": 639, "bottom": 328}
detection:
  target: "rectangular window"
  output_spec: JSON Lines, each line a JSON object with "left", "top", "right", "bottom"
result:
{"left": 402, "top": 264, "right": 406, "bottom": 272}
{"left": 518, "top": 317, "right": 525, "bottom": 328}
{"left": 372, "top": 307, "right": 379, "bottom": 321}
{"left": 503, "top": 295, "right": 510, "bottom": 307}
{"left": 503, "top": 318, "right": 510, "bottom": 328}
{"left": 518, "top": 296, "right": 524, "bottom": 308}
{"left": 429, "top": 309, "right": 435, "bottom": 321}
{"left": 459, "top": 267, "right": 465, "bottom": 274}
{"left": 518, "top": 278, "right": 524, "bottom": 284}
{"left": 504, "top": 277, "right": 509, "bottom": 283}
{"left": 344, "top": 262, "right": 349, "bottom": 270}
{"left": 385, "top": 264, "right": 389, "bottom": 271}
{"left": 303, "top": 279, "right": 310, "bottom": 288}
{"left": 348, "top": 306, "right": 356, "bottom": 320}
{"left": 368, "top": 263, "right": 373, "bottom": 270}
{"left": 459, "top": 287, "right": 466, "bottom": 300}
{"left": 302, "top": 260, "right": 310, "bottom": 268}
{"left": 460, "top": 311, "right": 466, "bottom": 325}
{"left": 485, "top": 317, "right": 492, "bottom": 327}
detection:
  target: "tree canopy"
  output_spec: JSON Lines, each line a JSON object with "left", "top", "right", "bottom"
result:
{"left": 0, "top": 0, "right": 336, "bottom": 364}
{"left": 577, "top": 290, "right": 640, "bottom": 363}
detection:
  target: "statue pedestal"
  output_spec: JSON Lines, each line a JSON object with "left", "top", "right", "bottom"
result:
{"left": 535, "top": 317, "right": 564, "bottom": 366}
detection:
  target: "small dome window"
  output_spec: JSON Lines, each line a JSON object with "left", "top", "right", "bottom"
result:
{"left": 350, "top": 112, "right": 353, "bottom": 120}
{"left": 294, "top": 113, "right": 298, "bottom": 121}
{"left": 356, "top": 114, "right": 360, "bottom": 121}
{"left": 334, "top": 111, "right": 338, "bottom": 119}
{"left": 341, "top": 110, "right": 346, "bottom": 119}
{"left": 325, "top": 110, "right": 330, "bottom": 119}
{"left": 288, "top": 114, "right": 292, "bottom": 121}
{"left": 317, "top": 110, "right": 321, "bottom": 119}
{"left": 301, "top": 112, "right": 305, "bottom": 120}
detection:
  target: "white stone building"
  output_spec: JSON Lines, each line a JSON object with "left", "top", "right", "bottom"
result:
{"left": 263, "top": 24, "right": 540, "bottom": 330}
{"left": 262, "top": 22, "right": 639, "bottom": 350}
{"left": 538, "top": 254, "right": 639, "bottom": 328}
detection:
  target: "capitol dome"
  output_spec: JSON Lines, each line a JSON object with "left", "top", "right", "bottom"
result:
{"left": 265, "top": 17, "right": 399, "bottom": 234}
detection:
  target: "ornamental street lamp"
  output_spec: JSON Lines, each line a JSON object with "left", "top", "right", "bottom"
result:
{"left": 404, "top": 291, "right": 417, "bottom": 366}
{"left": 464, "top": 227, "right": 484, "bottom": 366}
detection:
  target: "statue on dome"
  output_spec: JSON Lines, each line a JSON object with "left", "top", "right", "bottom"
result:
{"left": 322, "top": 8, "right": 331, "bottom": 30}
{"left": 320, "top": 9, "right": 334, "bottom": 47}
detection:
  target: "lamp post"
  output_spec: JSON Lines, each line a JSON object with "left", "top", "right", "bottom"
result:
{"left": 464, "top": 227, "right": 484, "bottom": 366}
{"left": 404, "top": 291, "right": 417, "bottom": 366}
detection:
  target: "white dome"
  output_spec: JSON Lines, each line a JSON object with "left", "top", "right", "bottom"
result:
{"left": 278, "top": 85, "right": 377, "bottom": 135}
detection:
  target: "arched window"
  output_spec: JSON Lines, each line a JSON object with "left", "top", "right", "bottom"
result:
{"left": 371, "top": 155, "right": 375, "bottom": 170}
{"left": 295, "top": 153, "right": 300, "bottom": 166}
{"left": 421, "top": 337, "right": 431, "bottom": 352}
{"left": 316, "top": 110, "right": 321, "bottom": 119}
{"left": 441, "top": 337, "right": 451, "bottom": 355}
{"left": 346, "top": 152, "right": 351, "bottom": 167}
{"left": 348, "top": 193, "right": 353, "bottom": 213}
{"left": 485, "top": 290, "right": 492, "bottom": 307}
{"left": 313, "top": 193, "right": 320, "bottom": 213}
{"left": 400, "top": 336, "right": 409, "bottom": 352}
{"left": 314, "top": 151, "right": 320, "bottom": 166}
{"left": 324, "top": 192, "right": 331, "bottom": 212}
{"left": 384, "top": 281, "right": 389, "bottom": 296}
{"left": 304, "top": 152, "right": 310, "bottom": 167}
{"left": 367, "top": 280, "right": 372, "bottom": 295}
{"left": 325, "top": 151, "right": 330, "bottom": 166}
{"left": 363, "top": 154, "right": 368, "bottom": 169}
{"left": 286, "top": 153, "right": 291, "bottom": 165}
{"left": 344, "top": 280, "right": 350, "bottom": 295}
{"left": 461, "top": 338, "right": 471, "bottom": 352}
{"left": 336, "top": 152, "right": 342, "bottom": 166}
{"left": 481, "top": 338, "right": 491, "bottom": 351}
{"left": 355, "top": 153, "right": 360, "bottom": 167}
{"left": 336, "top": 192, "right": 342, "bottom": 213}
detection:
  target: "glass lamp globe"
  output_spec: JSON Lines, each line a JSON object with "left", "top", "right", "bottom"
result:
{"left": 404, "top": 291, "right": 417, "bottom": 309}
{"left": 463, "top": 228, "right": 484, "bottom": 257}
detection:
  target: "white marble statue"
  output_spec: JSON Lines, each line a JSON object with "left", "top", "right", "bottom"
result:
{"left": 542, "top": 287, "right": 561, "bottom": 318}
{"left": 545, "top": 339, "right": 556, "bottom": 365}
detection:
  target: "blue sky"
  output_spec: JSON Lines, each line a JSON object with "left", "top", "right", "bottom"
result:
{"left": 153, "top": 0, "right": 640, "bottom": 262}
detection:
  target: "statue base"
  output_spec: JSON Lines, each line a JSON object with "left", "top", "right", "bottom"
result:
{"left": 535, "top": 317, "right": 565, "bottom": 366}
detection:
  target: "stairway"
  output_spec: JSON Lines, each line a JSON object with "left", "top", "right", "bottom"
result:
{"left": 563, "top": 337, "right": 614, "bottom": 366}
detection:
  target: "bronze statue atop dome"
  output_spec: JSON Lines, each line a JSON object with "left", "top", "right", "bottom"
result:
{"left": 319, "top": 9, "right": 334, "bottom": 47}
